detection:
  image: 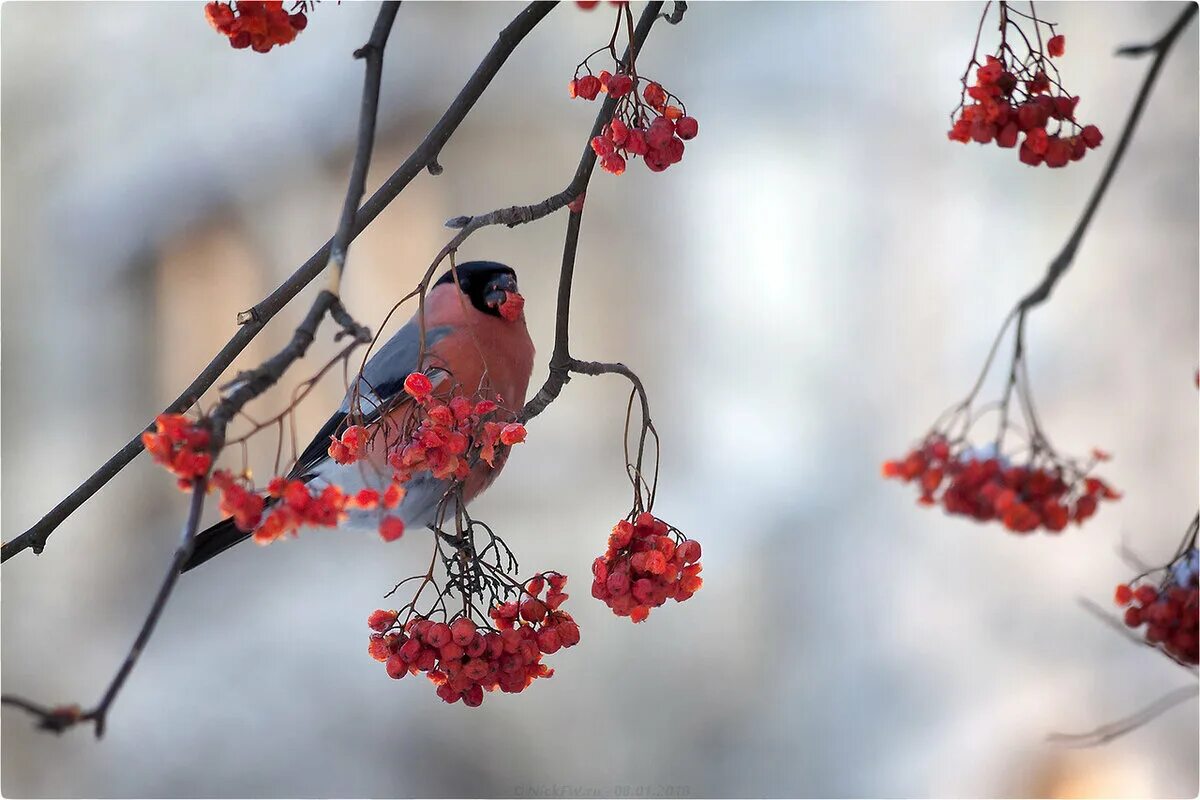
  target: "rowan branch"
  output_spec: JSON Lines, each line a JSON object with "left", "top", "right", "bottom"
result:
{"left": 1047, "top": 684, "right": 1199, "bottom": 747}
{"left": 0, "top": 2, "right": 405, "bottom": 737}
{"left": 1, "top": 1, "right": 557, "bottom": 564}
{"left": 519, "top": 1, "right": 664, "bottom": 429}
{"left": 326, "top": 1, "right": 403, "bottom": 296}
{"left": 1017, "top": 2, "right": 1196, "bottom": 312}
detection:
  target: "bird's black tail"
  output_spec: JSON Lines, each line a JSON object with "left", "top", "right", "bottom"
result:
{"left": 181, "top": 516, "right": 253, "bottom": 573}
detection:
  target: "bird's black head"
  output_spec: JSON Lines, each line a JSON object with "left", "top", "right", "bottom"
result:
{"left": 436, "top": 260, "right": 522, "bottom": 320}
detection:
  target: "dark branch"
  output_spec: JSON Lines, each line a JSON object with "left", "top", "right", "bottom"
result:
{"left": 0, "top": 3, "right": 407, "bottom": 737}
{"left": 328, "top": 1, "right": 402, "bottom": 292}
{"left": 1, "top": 1, "right": 557, "bottom": 564}
{"left": 1018, "top": 3, "right": 1196, "bottom": 311}
{"left": 520, "top": 1, "right": 665, "bottom": 425}
{"left": 660, "top": 1, "right": 686, "bottom": 24}
{"left": 2, "top": 481, "right": 209, "bottom": 738}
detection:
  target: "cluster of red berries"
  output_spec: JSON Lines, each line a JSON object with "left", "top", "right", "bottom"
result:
{"left": 881, "top": 436, "right": 1120, "bottom": 533}
{"left": 251, "top": 475, "right": 407, "bottom": 544}
{"left": 1114, "top": 550, "right": 1199, "bottom": 664}
{"left": 570, "top": 61, "right": 696, "bottom": 174}
{"left": 575, "top": 1, "right": 626, "bottom": 9}
{"left": 204, "top": 1, "right": 307, "bottom": 53}
{"left": 948, "top": 42, "right": 1103, "bottom": 167}
{"left": 386, "top": 373, "right": 527, "bottom": 483}
{"left": 591, "top": 512, "right": 702, "bottom": 623}
{"left": 143, "top": 414, "right": 213, "bottom": 490}
{"left": 367, "top": 574, "right": 580, "bottom": 706}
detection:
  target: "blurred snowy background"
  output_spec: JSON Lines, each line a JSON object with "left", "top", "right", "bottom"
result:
{"left": 2, "top": 2, "right": 1197, "bottom": 797}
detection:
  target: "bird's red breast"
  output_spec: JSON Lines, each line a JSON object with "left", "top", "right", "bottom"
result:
{"left": 360, "top": 280, "right": 535, "bottom": 505}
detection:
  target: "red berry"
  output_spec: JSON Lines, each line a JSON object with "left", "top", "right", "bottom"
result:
{"left": 379, "top": 516, "right": 405, "bottom": 542}
{"left": 576, "top": 75, "right": 601, "bottom": 100}
{"left": 608, "top": 74, "right": 634, "bottom": 97}
{"left": 450, "top": 618, "right": 476, "bottom": 646}
{"left": 385, "top": 654, "right": 408, "bottom": 679}
{"left": 601, "top": 154, "right": 626, "bottom": 175}
{"left": 426, "top": 622, "right": 453, "bottom": 648}
{"left": 1133, "top": 585, "right": 1159, "bottom": 607}
{"left": 674, "top": 116, "right": 698, "bottom": 140}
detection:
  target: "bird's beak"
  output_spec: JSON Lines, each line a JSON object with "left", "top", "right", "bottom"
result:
{"left": 484, "top": 274, "right": 519, "bottom": 310}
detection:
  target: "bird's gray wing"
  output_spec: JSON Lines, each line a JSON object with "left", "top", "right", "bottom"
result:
{"left": 291, "top": 319, "right": 451, "bottom": 479}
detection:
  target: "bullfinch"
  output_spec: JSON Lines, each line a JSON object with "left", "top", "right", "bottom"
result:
{"left": 181, "top": 260, "right": 535, "bottom": 572}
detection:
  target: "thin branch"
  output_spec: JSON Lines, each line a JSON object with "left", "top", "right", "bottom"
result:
{"left": 1018, "top": 3, "right": 1196, "bottom": 311}
{"left": 0, "top": 3, "right": 408, "bottom": 736}
{"left": 2, "top": 480, "right": 209, "bottom": 737}
{"left": 326, "top": 1, "right": 402, "bottom": 295}
{"left": 520, "top": 1, "right": 665, "bottom": 426}
{"left": 1077, "top": 598, "right": 1199, "bottom": 673}
{"left": 1047, "top": 684, "right": 1198, "bottom": 747}
{"left": 0, "top": 1, "right": 557, "bottom": 564}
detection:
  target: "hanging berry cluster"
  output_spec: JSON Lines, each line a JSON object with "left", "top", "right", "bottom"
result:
{"left": 367, "top": 574, "right": 580, "bottom": 707}
{"left": 882, "top": 436, "right": 1119, "bottom": 533}
{"left": 204, "top": 1, "right": 309, "bottom": 53}
{"left": 883, "top": 313, "right": 1119, "bottom": 534}
{"left": 947, "top": 2, "right": 1102, "bottom": 168}
{"left": 1113, "top": 518, "right": 1199, "bottom": 665}
{"left": 591, "top": 512, "right": 703, "bottom": 622}
{"left": 569, "top": 2, "right": 698, "bottom": 175}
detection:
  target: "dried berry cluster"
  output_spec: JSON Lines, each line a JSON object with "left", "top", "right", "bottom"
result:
{"left": 142, "top": 414, "right": 213, "bottom": 490}
{"left": 382, "top": 372, "right": 527, "bottom": 483}
{"left": 1114, "top": 548, "right": 1199, "bottom": 665}
{"left": 205, "top": 1, "right": 307, "bottom": 52}
{"left": 591, "top": 512, "right": 703, "bottom": 622}
{"left": 367, "top": 574, "right": 580, "bottom": 706}
{"left": 882, "top": 436, "right": 1119, "bottom": 533}
{"left": 569, "top": 5, "right": 697, "bottom": 175}
{"left": 948, "top": 10, "right": 1103, "bottom": 168}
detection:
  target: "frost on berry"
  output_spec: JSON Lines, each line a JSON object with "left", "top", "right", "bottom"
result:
{"left": 591, "top": 512, "right": 702, "bottom": 623}
{"left": 1112, "top": 518, "right": 1199, "bottom": 665}
{"left": 881, "top": 314, "right": 1118, "bottom": 535}
{"left": 946, "top": 4, "right": 1100, "bottom": 168}
{"left": 204, "top": 1, "right": 310, "bottom": 53}
{"left": 567, "top": 3, "right": 696, "bottom": 176}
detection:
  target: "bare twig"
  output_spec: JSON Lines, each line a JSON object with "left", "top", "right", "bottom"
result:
{"left": 1018, "top": 3, "right": 1196, "bottom": 312}
{"left": 0, "top": 2, "right": 406, "bottom": 736}
{"left": 326, "top": 1, "right": 402, "bottom": 296}
{"left": 1, "top": 1, "right": 557, "bottom": 564}
{"left": 520, "top": 2, "right": 664, "bottom": 427}
{"left": 2, "top": 480, "right": 209, "bottom": 737}
{"left": 1047, "top": 684, "right": 1198, "bottom": 747}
